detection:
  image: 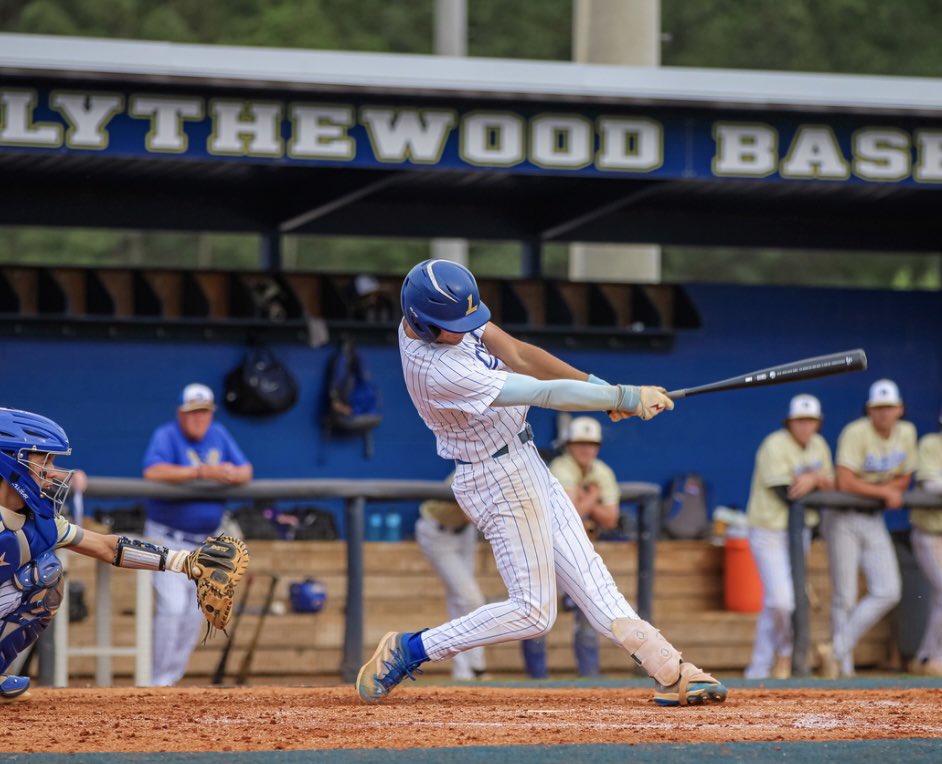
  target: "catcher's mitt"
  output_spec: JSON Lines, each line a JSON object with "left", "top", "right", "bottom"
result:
{"left": 183, "top": 536, "right": 250, "bottom": 639}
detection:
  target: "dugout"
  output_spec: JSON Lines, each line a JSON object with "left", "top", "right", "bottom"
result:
{"left": 0, "top": 34, "right": 941, "bottom": 515}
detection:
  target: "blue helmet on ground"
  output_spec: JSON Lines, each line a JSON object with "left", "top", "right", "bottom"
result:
{"left": 0, "top": 408, "right": 73, "bottom": 519}
{"left": 400, "top": 259, "right": 491, "bottom": 342}
{"left": 289, "top": 578, "right": 327, "bottom": 613}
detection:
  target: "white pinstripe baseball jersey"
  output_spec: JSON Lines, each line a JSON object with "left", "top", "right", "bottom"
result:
{"left": 399, "top": 322, "right": 528, "bottom": 463}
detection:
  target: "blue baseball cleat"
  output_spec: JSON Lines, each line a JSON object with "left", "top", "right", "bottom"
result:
{"left": 653, "top": 661, "right": 728, "bottom": 707}
{"left": 0, "top": 674, "right": 31, "bottom": 702}
{"left": 356, "top": 631, "right": 425, "bottom": 704}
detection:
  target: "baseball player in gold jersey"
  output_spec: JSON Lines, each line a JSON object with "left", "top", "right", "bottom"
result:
{"left": 819, "top": 379, "right": 916, "bottom": 678}
{"left": 910, "top": 408, "right": 942, "bottom": 676}
{"left": 744, "top": 395, "right": 834, "bottom": 679}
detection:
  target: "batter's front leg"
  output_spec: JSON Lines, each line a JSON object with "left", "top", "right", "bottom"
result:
{"left": 356, "top": 457, "right": 559, "bottom": 705}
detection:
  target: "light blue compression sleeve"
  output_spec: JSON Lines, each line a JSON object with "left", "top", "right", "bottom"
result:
{"left": 493, "top": 373, "right": 640, "bottom": 413}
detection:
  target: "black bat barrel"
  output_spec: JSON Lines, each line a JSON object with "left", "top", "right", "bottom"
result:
{"left": 667, "top": 349, "right": 867, "bottom": 400}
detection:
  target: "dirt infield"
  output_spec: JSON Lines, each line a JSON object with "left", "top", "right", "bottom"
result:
{"left": 3, "top": 684, "right": 942, "bottom": 752}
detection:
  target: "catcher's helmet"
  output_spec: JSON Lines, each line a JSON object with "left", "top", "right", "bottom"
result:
{"left": 400, "top": 259, "right": 491, "bottom": 343}
{"left": 0, "top": 407, "right": 73, "bottom": 519}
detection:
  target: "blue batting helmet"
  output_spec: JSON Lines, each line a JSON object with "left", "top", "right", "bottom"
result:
{"left": 0, "top": 408, "right": 73, "bottom": 519}
{"left": 289, "top": 578, "right": 327, "bottom": 613}
{"left": 400, "top": 259, "right": 491, "bottom": 343}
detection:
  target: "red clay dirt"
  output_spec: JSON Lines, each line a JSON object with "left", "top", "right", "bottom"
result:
{"left": 3, "top": 685, "right": 941, "bottom": 752}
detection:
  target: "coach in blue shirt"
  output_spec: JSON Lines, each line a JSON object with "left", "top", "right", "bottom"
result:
{"left": 142, "top": 382, "right": 252, "bottom": 686}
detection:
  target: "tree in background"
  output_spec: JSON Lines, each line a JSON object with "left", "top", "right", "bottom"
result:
{"left": 0, "top": 0, "right": 939, "bottom": 287}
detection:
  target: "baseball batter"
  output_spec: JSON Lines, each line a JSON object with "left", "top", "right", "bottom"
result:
{"left": 911, "top": 409, "right": 942, "bottom": 676}
{"left": 820, "top": 379, "right": 915, "bottom": 678}
{"left": 744, "top": 394, "right": 834, "bottom": 680}
{"left": 356, "top": 259, "right": 728, "bottom": 707}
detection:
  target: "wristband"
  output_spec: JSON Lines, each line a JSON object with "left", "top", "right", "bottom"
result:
{"left": 113, "top": 536, "right": 169, "bottom": 570}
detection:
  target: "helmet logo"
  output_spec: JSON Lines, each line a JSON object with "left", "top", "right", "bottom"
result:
{"left": 465, "top": 294, "right": 478, "bottom": 316}
{"left": 425, "top": 260, "right": 459, "bottom": 303}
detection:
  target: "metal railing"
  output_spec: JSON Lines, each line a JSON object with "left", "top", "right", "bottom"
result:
{"left": 51, "top": 559, "right": 153, "bottom": 687}
{"left": 788, "top": 489, "right": 942, "bottom": 676}
{"left": 51, "top": 477, "right": 662, "bottom": 684}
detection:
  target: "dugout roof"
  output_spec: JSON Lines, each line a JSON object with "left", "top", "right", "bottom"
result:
{"left": 1, "top": 33, "right": 941, "bottom": 252}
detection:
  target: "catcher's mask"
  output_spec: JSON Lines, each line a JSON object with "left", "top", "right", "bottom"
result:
{"left": 0, "top": 407, "right": 73, "bottom": 519}
{"left": 400, "top": 259, "right": 491, "bottom": 343}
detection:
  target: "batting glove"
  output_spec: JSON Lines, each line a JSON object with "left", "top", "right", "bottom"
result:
{"left": 637, "top": 386, "right": 674, "bottom": 420}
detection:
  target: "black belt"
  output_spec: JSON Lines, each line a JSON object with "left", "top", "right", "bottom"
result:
{"left": 455, "top": 423, "right": 533, "bottom": 466}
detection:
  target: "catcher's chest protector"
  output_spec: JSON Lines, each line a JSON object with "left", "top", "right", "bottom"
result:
{"left": 0, "top": 508, "right": 58, "bottom": 586}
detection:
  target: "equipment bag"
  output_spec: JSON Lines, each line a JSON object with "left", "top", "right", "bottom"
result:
{"left": 323, "top": 339, "right": 382, "bottom": 457}
{"left": 661, "top": 472, "right": 709, "bottom": 540}
{"left": 224, "top": 344, "right": 298, "bottom": 416}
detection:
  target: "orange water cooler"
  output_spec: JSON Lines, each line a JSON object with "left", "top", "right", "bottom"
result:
{"left": 724, "top": 537, "right": 763, "bottom": 613}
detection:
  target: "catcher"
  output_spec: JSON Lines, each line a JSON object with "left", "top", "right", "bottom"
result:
{"left": 0, "top": 407, "right": 249, "bottom": 702}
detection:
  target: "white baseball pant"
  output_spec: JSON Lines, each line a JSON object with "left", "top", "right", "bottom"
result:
{"left": 745, "top": 526, "right": 810, "bottom": 679}
{"left": 144, "top": 520, "right": 208, "bottom": 687}
{"left": 911, "top": 527, "right": 942, "bottom": 663}
{"left": 821, "top": 509, "right": 901, "bottom": 675}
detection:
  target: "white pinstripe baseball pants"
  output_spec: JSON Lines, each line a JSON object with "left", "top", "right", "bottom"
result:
{"left": 821, "top": 509, "right": 901, "bottom": 674}
{"left": 420, "top": 440, "right": 639, "bottom": 661}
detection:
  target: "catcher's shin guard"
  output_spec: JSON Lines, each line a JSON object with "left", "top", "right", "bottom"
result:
{"left": 0, "top": 553, "right": 63, "bottom": 675}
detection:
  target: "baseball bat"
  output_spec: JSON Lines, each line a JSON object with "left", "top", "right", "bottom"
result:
{"left": 666, "top": 349, "right": 867, "bottom": 400}
{"left": 211, "top": 573, "right": 254, "bottom": 685}
{"left": 234, "top": 574, "right": 279, "bottom": 686}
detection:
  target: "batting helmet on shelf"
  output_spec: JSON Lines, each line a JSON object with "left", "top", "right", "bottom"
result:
{"left": 400, "top": 259, "right": 491, "bottom": 343}
{"left": 289, "top": 578, "right": 327, "bottom": 613}
{"left": 0, "top": 408, "right": 73, "bottom": 519}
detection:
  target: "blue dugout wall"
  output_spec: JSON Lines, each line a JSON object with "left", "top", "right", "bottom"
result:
{"left": 2, "top": 283, "right": 939, "bottom": 533}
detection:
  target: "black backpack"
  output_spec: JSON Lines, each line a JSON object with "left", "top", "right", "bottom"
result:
{"left": 224, "top": 344, "right": 298, "bottom": 416}
{"left": 323, "top": 339, "right": 382, "bottom": 456}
